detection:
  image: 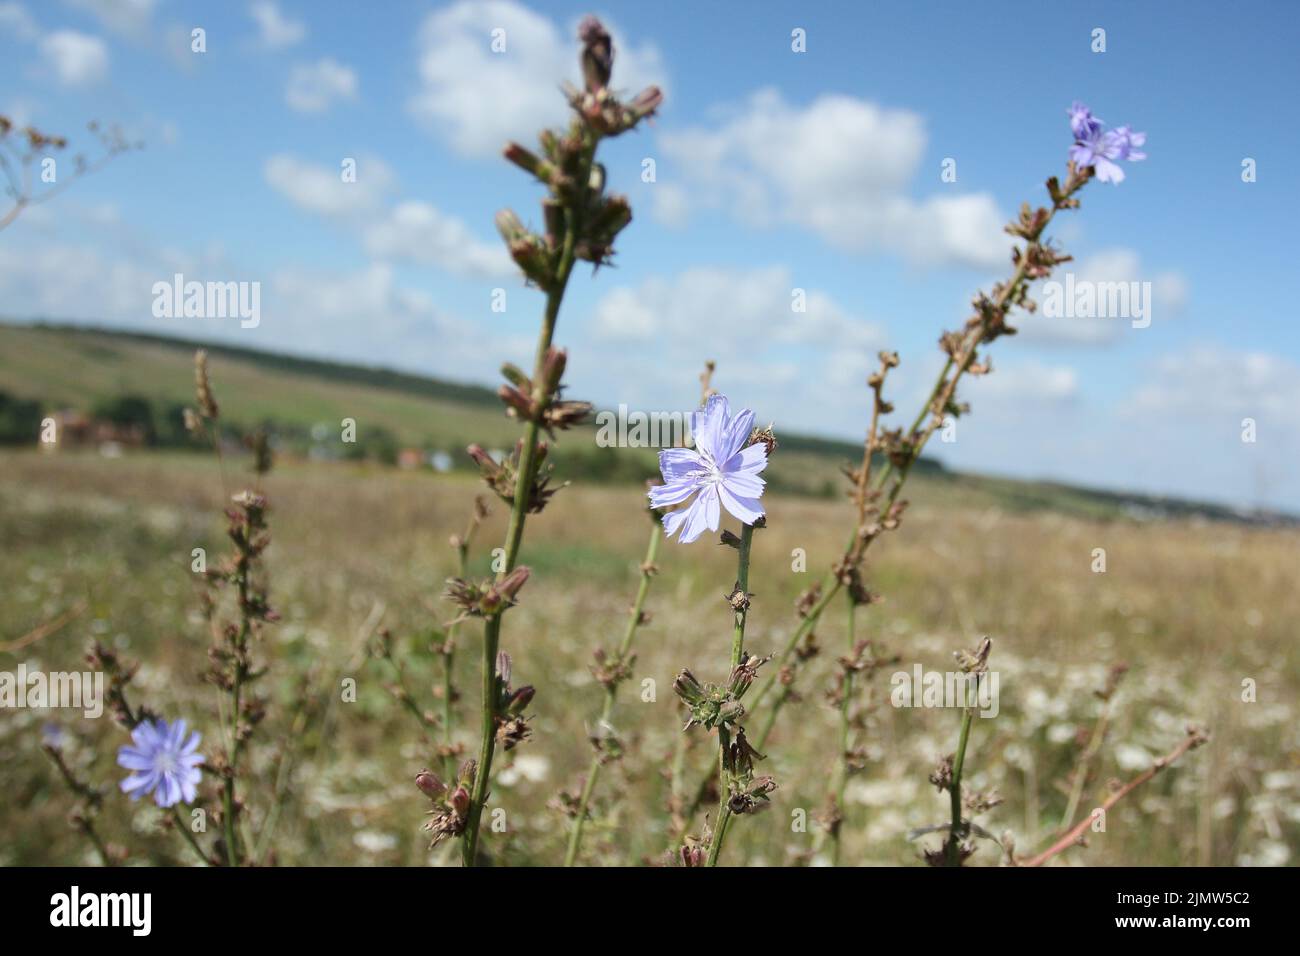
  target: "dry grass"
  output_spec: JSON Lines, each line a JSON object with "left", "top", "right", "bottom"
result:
{"left": 2, "top": 449, "right": 1296, "bottom": 866}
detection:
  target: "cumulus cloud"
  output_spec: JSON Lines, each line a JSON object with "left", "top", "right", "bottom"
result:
{"left": 362, "top": 201, "right": 511, "bottom": 278}
{"left": 263, "top": 154, "right": 508, "bottom": 279}
{"left": 1129, "top": 346, "right": 1300, "bottom": 422}
{"left": 0, "top": 237, "right": 509, "bottom": 383}
{"left": 585, "top": 265, "right": 886, "bottom": 434}
{"left": 655, "top": 88, "right": 1006, "bottom": 269}
{"left": 39, "top": 29, "right": 108, "bottom": 87}
{"left": 263, "top": 153, "right": 395, "bottom": 218}
{"left": 249, "top": 0, "right": 304, "bottom": 50}
{"left": 65, "top": 0, "right": 155, "bottom": 37}
{"left": 286, "top": 58, "right": 358, "bottom": 113}
{"left": 963, "top": 360, "right": 1080, "bottom": 405}
{"left": 408, "top": 0, "right": 666, "bottom": 157}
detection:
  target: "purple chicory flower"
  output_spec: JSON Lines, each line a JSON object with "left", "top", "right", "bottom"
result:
{"left": 1068, "top": 101, "right": 1146, "bottom": 184}
{"left": 117, "top": 718, "right": 204, "bottom": 808}
{"left": 648, "top": 394, "right": 767, "bottom": 544}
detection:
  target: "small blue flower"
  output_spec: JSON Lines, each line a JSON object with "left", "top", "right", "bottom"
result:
{"left": 117, "top": 718, "right": 204, "bottom": 808}
{"left": 649, "top": 394, "right": 767, "bottom": 544}
{"left": 1068, "top": 102, "right": 1146, "bottom": 184}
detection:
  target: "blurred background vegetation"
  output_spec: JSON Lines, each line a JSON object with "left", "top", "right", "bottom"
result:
{"left": 1, "top": 327, "right": 1296, "bottom": 866}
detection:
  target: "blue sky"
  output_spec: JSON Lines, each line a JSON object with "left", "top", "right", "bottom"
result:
{"left": 2, "top": 0, "right": 1297, "bottom": 510}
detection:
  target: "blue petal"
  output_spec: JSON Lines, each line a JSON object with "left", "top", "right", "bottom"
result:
{"left": 117, "top": 746, "right": 156, "bottom": 772}
{"left": 121, "top": 772, "right": 156, "bottom": 799}
{"left": 649, "top": 479, "right": 699, "bottom": 508}
{"left": 717, "top": 409, "right": 754, "bottom": 463}
{"left": 729, "top": 444, "right": 768, "bottom": 475}
{"left": 131, "top": 721, "right": 161, "bottom": 749}
{"left": 719, "top": 484, "right": 765, "bottom": 525}
{"left": 658, "top": 447, "right": 703, "bottom": 481}
{"left": 677, "top": 487, "right": 719, "bottom": 544}
{"left": 692, "top": 394, "right": 729, "bottom": 461}
{"left": 721, "top": 469, "right": 765, "bottom": 497}
{"left": 661, "top": 507, "right": 690, "bottom": 539}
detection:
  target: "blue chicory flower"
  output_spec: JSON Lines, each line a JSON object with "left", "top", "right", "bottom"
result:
{"left": 1068, "top": 102, "right": 1146, "bottom": 184}
{"left": 648, "top": 394, "right": 767, "bottom": 544}
{"left": 117, "top": 718, "right": 204, "bottom": 808}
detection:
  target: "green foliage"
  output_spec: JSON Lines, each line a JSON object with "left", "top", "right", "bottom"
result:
{"left": 0, "top": 389, "right": 41, "bottom": 445}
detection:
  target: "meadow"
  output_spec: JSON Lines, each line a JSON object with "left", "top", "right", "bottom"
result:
{"left": 3, "top": 13, "right": 1296, "bottom": 872}
{"left": 3, "top": 436, "right": 1296, "bottom": 866}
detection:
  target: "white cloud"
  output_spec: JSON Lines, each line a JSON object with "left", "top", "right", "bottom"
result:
{"left": 656, "top": 88, "right": 1006, "bottom": 269}
{"left": 64, "top": 0, "right": 155, "bottom": 37}
{"left": 964, "top": 360, "right": 1080, "bottom": 405}
{"left": 363, "top": 201, "right": 511, "bottom": 279}
{"left": 0, "top": 236, "right": 512, "bottom": 383}
{"left": 39, "top": 30, "right": 108, "bottom": 87}
{"left": 264, "top": 153, "right": 395, "bottom": 218}
{"left": 286, "top": 58, "right": 358, "bottom": 113}
{"left": 1130, "top": 346, "right": 1300, "bottom": 422}
{"left": 263, "top": 154, "right": 509, "bottom": 279}
{"left": 592, "top": 265, "right": 882, "bottom": 351}
{"left": 249, "top": 0, "right": 304, "bottom": 49}
{"left": 586, "top": 265, "right": 886, "bottom": 434}
{"left": 408, "top": 0, "right": 666, "bottom": 157}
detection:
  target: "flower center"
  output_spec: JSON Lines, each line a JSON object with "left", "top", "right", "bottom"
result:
{"left": 689, "top": 452, "right": 722, "bottom": 487}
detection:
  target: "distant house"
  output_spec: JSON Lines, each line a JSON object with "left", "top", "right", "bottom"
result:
{"left": 397, "top": 448, "right": 425, "bottom": 470}
{"left": 40, "top": 409, "right": 147, "bottom": 453}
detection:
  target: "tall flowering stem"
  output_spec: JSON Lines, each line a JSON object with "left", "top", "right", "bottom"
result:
{"left": 703, "top": 521, "right": 756, "bottom": 866}
{"left": 752, "top": 164, "right": 1098, "bottom": 736}
{"left": 820, "top": 350, "right": 895, "bottom": 862}
{"left": 184, "top": 350, "right": 278, "bottom": 867}
{"left": 438, "top": 497, "right": 487, "bottom": 779}
{"left": 680, "top": 104, "right": 1145, "bottom": 846}
{"left": 824, "top": 599, "right": 856, "bottom": 865}
{"left": 453, "top": 16, "right": 661, "bottom": 867}
{"left": 921, "top": 637, "right": 992, "bottom": 866}
{"left": 657, "top": 392, "right": 772, "bottom": 865}
{"left": 562, "top": 519, "right": 661, "bottom": 865}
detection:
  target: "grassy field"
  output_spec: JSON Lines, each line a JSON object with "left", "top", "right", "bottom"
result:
{"left": 3, "top": 443, "right": 1296, "bottom": 866}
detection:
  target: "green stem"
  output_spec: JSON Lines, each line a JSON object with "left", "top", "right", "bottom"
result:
{"left": 461, "top": 164, "right": 585, "bottom": 867}
{"left": 441, "top": 539, "right": 469, "bottom": 781}
{"left": 828, "top": 594, "right": 857, "bottom": 866}
{"left": 945, "top": 705, "right": 975, "bottom": 866}
{"left": 1059, "top": 700, "right": 1110, "bottom": 832}
{"left": 170, "top": 806, "right": 212, "bottom": 866}
{"left": 564, "top": 525, "right": 661, "bottom": 866}
{"left": 222, "top": 572, "right": 250, "bottom": 867}
{"left": 705, "top": 521, "right": 754, "bottom": 867}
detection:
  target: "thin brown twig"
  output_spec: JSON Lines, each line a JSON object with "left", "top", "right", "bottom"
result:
{"left": 0, "top": 599, "right": 88, "bottom": 652}
{"left": 1020, "top": 728, "right": 1208, "bottom": 867}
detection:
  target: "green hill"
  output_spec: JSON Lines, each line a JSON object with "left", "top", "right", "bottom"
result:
{"left": 0, "top": 320, "right": 1286, "bottom": 524}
